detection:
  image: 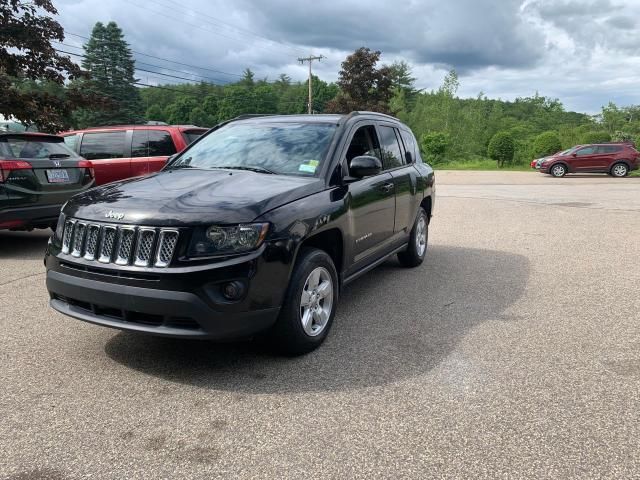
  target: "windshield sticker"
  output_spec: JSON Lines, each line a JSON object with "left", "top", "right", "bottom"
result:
{"left": 298, "top": 160, "right": 319, "bottom": 173}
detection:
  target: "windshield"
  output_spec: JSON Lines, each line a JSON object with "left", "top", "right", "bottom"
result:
{"left": 0, "top": 136, "right": 79, "bottom": 159}
{"left": 558, "top": 149, "right": 573, "bottom": 156}
{"left": 169, "top": 122, "right": 337, "bottom": 176}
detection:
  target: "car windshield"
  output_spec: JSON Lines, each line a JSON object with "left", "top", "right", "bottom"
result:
{"left": 0, "top": 136, "right": 79, "bottom": 159}
{"left": 168, "top": 122, "right": 337, "bottom": 176}
{"left": 558, "top": 149, "right": 573, "bottom": 156}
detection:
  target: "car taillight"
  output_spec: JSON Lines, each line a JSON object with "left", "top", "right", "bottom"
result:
{"left": 0, "top": 159, "right": 31, "bottom": 183}
{"left": 78, "top": 160, "right": 95, "bottom": 179}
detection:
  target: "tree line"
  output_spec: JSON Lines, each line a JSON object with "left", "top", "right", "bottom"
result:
{"left": 2, "top": 2, "right": 639, "bottom": 167}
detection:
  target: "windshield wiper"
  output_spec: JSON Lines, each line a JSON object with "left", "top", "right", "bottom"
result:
{"left": 49, "top": 153, "right": 71, "bottom": 159}
{"left": 216, "top": 165, "right": 276, "bottom": 174}
{"left": 169, "top": 164, "right": 195, "bottom": 170}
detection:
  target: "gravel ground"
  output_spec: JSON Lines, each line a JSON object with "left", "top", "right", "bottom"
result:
{"left": 1, "top": 171, "right": 639, "bottom": 479}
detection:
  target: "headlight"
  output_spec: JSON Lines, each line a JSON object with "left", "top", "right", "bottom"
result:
{"left": 189, "top": 223, "right": 269, "bottom": 256}
{"left": 54, "top": 211, "right": 66, "bottom": 241}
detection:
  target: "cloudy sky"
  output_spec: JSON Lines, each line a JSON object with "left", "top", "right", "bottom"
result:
{"left": 54, "top": 0, "right": 640, "bottom": 113}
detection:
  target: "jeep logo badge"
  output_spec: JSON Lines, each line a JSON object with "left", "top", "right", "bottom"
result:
{"left": 105, "top": 210, "right": 125, "bottom": 220}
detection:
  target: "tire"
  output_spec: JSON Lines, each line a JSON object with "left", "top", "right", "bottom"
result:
{"left": 550, "top": 164, "right": 567, "bottom": 177}
{"left": 397, "top": 207, "right": 428, "bottom": 268}
{"left": 270, "top": 247, "right": 339, "bottom": 355}
{"left": 611, "top": 162, "right": 629, "bottom": 177}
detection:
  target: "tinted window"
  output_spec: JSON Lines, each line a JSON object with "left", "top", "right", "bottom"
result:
{"left": 182, "top": 130, "right": 206, "bottom": 144}
{"left": 597, "top": 145, "right": 622, "bottom": 154}
{"left": 148, "top": 130, "right": 176, "bottom": 156}
{"left": 169, "top": 123, "right": 336, "bottom": 176}
{"left": 0, "top": 136, "right": 78, "bottom": 159}
{"left": 80, "top": 132, "right": 126, "bottom": 160}
{"left": 576, "top": 146, "right": 597, "bottom": 156}
{"left": 63, "top": 134, "right": 78, "bottom": 151}
{"left": 131, "top": 130, "right": 148, "bottom": 157}
{"left": 399, "top": 129, "right": 417, "bottom": 163}
{"left": 346, "top": 125, "right": 380, "bottom": 162}
{"left": 378, "top": 126, "right": 404, "bottom": 169}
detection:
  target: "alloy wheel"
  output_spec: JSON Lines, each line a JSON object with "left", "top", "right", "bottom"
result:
{"left": 416, "top": 216, "right": 427, "bottom": 257}
{"left": 300, "top": 266, "right": 334, "bottom": 337}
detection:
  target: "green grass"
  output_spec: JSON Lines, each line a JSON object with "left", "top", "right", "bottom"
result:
{"left": 630, "top": 170, "right": 640, "bottom": 177}
{"left": 432, "top": 158, "right": 533, "bottom": 171}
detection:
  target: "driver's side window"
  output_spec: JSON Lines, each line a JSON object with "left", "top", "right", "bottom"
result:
{"left": 576, "top": 146, "right": 596, "bottom": 156}
{"left": 345, "top": 125, "right": 380, "bottom": 175}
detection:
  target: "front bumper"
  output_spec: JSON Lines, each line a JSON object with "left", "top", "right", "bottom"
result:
{"left": 45, "top": 243, "right": 289, "bottom": 339}
{"left": 0, "top": 203, "right": 62, "bottom": 229}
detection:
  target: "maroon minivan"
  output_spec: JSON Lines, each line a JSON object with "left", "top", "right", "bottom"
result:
{"left": 539, "top": 142, "right": 639, "bottom": 177}
{"left": 61, "top": 125, "right": 207, "bottom": 185}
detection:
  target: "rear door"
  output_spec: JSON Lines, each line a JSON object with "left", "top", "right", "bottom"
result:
{"left": 146, "top": 129, "right": 177, "bottom": 173}
{"left": 596, "top": 145, "right": 621, "bottom": 170}
{"left": 376, "top": 123, "right": 421, "bottom": 235}
{"left": 79, "top": 130, "right": 131, "bottom": 185}
{"left": 130, "top": 129, "right": 179, "bottom": 177}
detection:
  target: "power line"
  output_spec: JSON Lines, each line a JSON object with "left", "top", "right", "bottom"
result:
{"left": 63, "top": 31, "right": 244, "bottom": 78}
{"left": 144, "top": 0, "right": 307, "bottom": 57}
{"left": 125, "top": 0, "right": 299, "bottom": 61}
{"left": 54, "top": 45, "right": 230, "bottom": 84}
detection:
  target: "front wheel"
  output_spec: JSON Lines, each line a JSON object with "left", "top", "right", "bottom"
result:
{"left": 270, "top": 248, "right": 338, "bottom": 355}
{"left": 611, "top": 163, "right": 629, "bottom": 177}
{"left": 397, "top": 208, "right": 428, "bottom": 268}
{"left": 550, "top": 164, "right": 567, "bottom": 177}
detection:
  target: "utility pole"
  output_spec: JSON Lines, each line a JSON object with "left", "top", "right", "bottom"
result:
{"left": 298, "top": 54, "right": 324, "bottom": 114}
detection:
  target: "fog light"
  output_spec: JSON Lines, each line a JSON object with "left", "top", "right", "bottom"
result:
{"left": 222, "top": 281, "right": 245, "bottom": 300}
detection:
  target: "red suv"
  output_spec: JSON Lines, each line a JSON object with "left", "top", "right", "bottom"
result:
{"left": 539, "top": 142, "right": 639, "bottom": 177}
{"left": 61, "top": 125, "right": 207, "bottom": 185}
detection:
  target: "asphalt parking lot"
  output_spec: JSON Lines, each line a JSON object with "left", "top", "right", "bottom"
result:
{"left": 1, "top": 171, "right": 639, "bottom": 479}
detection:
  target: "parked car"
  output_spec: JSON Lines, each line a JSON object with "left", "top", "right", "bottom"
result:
{"left": 45, "top": 112, "right": 435, "bottom": 354}
{"left": 0, "top": 133, "right": 95, "bottom": 231}
{"left": 60, "top": 125, "right": 207, "bottom": 185}
{"left": 539, "top": 143, "right": 639, "bottom": 177}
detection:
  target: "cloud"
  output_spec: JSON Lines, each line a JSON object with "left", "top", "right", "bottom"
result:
{"left": 53, "top": 0, "right": 640, "bottom": 112}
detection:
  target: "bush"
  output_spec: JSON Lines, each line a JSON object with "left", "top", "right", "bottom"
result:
{"left": 487, "top": 131, "right": 515, "bottom": 167}
{"left": 612, "top": 131, "right": 633, "bottom": 142}
{"left": 533, "top": 131, "right": 562, "bottom": 157}
{"left": 581, "top": 131, "right": 611, "bottom": 144}
{"left": 420, "top": 132, "right": 449, "bottom": 163}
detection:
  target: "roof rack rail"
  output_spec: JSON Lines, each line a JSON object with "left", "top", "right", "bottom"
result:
{"left": 343, "top": 111, "right": 400, "bottom": 122}
{"left": 232, "top": 114, "right": 276, "bottom": 120}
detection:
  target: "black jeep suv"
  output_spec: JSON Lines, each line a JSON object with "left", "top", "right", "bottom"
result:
{"left": 45, "top": 112, "right": 435, "bottom": 354}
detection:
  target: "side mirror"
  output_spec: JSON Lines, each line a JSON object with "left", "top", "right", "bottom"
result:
{"left": 405, "top": 151, "right": 413, "bottom": 163}
{"left": 349, "top": 155, "right": 382, "bottom": 178}
{"left": 571, "top": 153, "right": 577, "bottom": 157}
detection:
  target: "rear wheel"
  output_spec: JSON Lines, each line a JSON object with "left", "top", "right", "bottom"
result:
{"left": 550, "top": 164, "right": 567, "bottom": 177}
{"left": 611, "top": 163, "right": 629, "bottom": 177}
{"left": 270, "top": 248, "right": 338, "bottom": 355}
{"left": 397, "top": 208, "right": 428, "bottom": 268}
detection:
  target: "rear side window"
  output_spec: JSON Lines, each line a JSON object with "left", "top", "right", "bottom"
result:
{"left": 148, "top": 130, "right": 176, "bottom": 156}
{"left": 378, "top": 126, "right": 405, "bottom": 170}
{"left": 399, "top": 129, "right": 417, "bottom": 163}
{"left": 131, "top": 130, "right": 149, "bottom": 157}
{"left": 182, "top": 129, "right": 206, "bottom": 145}
{"left": 80, "top": 132, "right": 126, "bottom": 160}
{"left": 0, "top": 136, "right": 78, "bottom": 159}
{"left": 597, "top": 145, "right": 622, "bottom": 154}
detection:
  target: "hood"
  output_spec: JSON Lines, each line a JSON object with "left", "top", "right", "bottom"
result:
{"left": 65, "top": 169, "right": 324, "bottom": 226}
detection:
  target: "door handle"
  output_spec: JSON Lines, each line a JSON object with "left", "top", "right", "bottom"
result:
{"left": 379, "top": 182, "right": 394, "bottom": 193}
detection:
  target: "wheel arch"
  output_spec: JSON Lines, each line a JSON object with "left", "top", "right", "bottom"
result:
{"left": 296, "top": 227, "right": 345, "bottom": 278}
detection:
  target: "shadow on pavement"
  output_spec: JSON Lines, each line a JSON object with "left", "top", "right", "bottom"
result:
{"left": 0, "top": 230, "right": 50, "bottom": 260}
{"left": 104, "top": 245, "right": 530, "bottom": 393}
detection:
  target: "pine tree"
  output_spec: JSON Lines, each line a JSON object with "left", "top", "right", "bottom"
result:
{"left": 74, "top": 21, "right": 142, "bottom": 127}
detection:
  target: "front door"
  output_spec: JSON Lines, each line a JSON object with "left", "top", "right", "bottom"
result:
{"left": 569, "top": 146, "right": 600, "bottom": 172}
{"left": 344, "top": 124, "right": 396, "bottom": 265}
